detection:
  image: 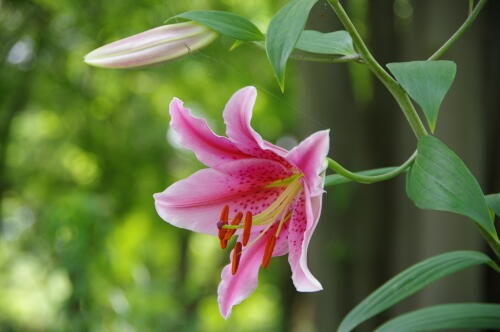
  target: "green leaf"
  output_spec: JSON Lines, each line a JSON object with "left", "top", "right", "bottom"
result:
{"left": 486, "top": 193, "right": 500, "bottom": 217}
{"left": 375, "top": 303, "right": 500, "bottom": 332}
{"left": 337, "top": 251, "right": 494, "bottom": 332}
{"left": 266, "top": 0, "right": 318, "bottom": 91}
{"left": 175, "top": 10, "right": 264, "bottom": 41}
{"left": 406, "top": 135, "right": 497, "bottom": 237}
{"left": 295, "top": 30, "right": 356, "bottom": 55}
{"left": 387, "top": 61, "right": 456, "bottom": 132}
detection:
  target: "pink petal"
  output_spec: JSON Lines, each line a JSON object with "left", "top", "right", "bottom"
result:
{"left": 154, "top": 159, "right": 292, "bottom": 235}
{"left": 287, "top": 184, "right": 323, "bottom": 292}
{"left": 218, "top": 224, "right": 289, "bottom": 319}
{"left": 286, "top": 130, "right": 330, "bottom": 197}
{"left": 222, "top": 87, "right": 292, "bottom": 163}
{"left": 218, "top": 235, "right": 266, "bottom": 319}
{"left": 170, "top": 98, "right": 249, "bottom": 168}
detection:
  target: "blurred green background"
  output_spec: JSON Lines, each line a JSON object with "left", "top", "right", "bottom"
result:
{"left": 1, "top": 0, "right": 499, "bottom": 331}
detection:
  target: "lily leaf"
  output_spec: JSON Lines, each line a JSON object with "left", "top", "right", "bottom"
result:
{"left": 338, "top": 251, "right": 495, "bottom": 332}
{"left": 175, "top": 10, "right": 264, "bottom": 41}
{"left": 375, "top": 303, "right": 500, "bottom": 332}
{"left": 387, "top": 61, "right": 456, "bottom": 132}
{"left": 266, "top": 0, "right": 318, "bottom": 91}
{"left": 296, "top": 30, "right": 356, "bottom": 55}
{"left": 406, "top": 135, "right": 497, "bottom": 237}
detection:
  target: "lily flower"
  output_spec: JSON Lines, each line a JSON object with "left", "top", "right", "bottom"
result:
{"left": 154, "top": 87, "right": 329, "bottom": 318}
{"left": 84, "top": 22, "right": 217, "bottom": 68}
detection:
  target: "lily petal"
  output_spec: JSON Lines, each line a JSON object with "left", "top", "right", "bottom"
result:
{"left": 287, "top": 130, "right": 330, "bottom": 197}
{"left": 154, "top": 159, "right": 292, "bottom": 235}
{"left": 222, "top": 87, "right": 290, "bottom": 161}
{"left": 218, "top": 224, "right": 288, "bottom": 319}
{"left": 170, "top": 98, "right": 250, "bottom": 168}
{"left": 218, "top": 235, "right": 266, "bottom": 319}
{"left": 288, "top": 185, "right": 323, "bottom": 292}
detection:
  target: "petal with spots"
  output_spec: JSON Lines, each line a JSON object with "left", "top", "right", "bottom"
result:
{"left": 154, "top": 159, "right": 292, "bottom": 235}
{"left": 287, "top": 185, "right": 323, "bottom": 292}
{"left": 170, "top": 97, "right": 249, "bottom": 168}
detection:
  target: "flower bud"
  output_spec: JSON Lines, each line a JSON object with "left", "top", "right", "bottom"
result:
{"left": 84, "top": 22, "right": 217, "bottom": 68}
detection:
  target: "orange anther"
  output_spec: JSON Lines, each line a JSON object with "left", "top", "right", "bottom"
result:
{"left": 218, "top": 205, "right": 230, "bottom": 241}
{"left": 242, "top": 212, "right": 252, "bottom": 246}
{"left": 220, "top": 238, "right": 228, "bottom": 249}
{"left": 220, "top": 205, "right": 229, "bottom": 221}
{"left": 261, "top": 236, "right": 276, "bottom": 268}
{"left": 223, "top": 212, "right": 243, "bottom": 241}
{"left": 231, "top": 242, "right": 242, "bottom": 275}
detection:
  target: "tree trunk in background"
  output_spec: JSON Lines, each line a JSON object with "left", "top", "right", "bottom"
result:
{"left": 393, "top": 0, "right": 484, "bottom": 313}
{"left": 482, "top": 0, "right": 500, "bottom": 306}
{"left": 296, "top": 1, "right": 497, "bottom": 331}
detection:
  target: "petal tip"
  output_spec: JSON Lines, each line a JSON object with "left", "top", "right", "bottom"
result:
{"left": 293, "top": 277, "right": 323, "bottom": 292}
{"left": 169, "top": 97, "right": 184, "bottom": 110}
{"left": 233, "top": 86, "right": 257, "bottom": 101}
{"left": 218, "top": 303, "right": 232, "bottom": 320}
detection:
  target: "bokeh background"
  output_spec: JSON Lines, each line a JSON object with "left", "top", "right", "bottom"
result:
{"left": 0, "top": 0, "right": 499, "bottom": 331}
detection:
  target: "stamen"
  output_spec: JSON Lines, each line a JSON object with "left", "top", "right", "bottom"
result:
{"left": 217, "top": 205, "right": 229, "bottom": 242}
{"left": 243, "top": 179, "right": 303, "bottom": 251}
{"left": 252, "top": 181, "right": 299, "bottom": 224}
{"left": 220, "top": 239, "right": 228, "bottom": 249}
{"left": 261, "top": 236, "right": 276, "bottom": 268}
{"left": 223, "top": 212, "right": 243, "bottom": 241}
{"left": 242, "top": 212, "right": 252, "bottom": 246}
{"left": 231, "top": 242, "right": 242, "bottom": 275}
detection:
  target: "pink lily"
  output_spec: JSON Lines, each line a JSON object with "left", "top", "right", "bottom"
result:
{"left": 154, "top": 86, "right": 329, "bottom": 318}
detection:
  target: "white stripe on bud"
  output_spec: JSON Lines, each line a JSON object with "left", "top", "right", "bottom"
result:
{"left": 84, "top": 22, "right": 217, "bottom": 68}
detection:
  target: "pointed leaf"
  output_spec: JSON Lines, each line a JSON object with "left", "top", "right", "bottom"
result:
{"left": 375, "top": 303, "right": 500, "bottom": 332}
{"left": 387, "top": 61, "right": 456, "bottom": 132}
{"left": 486, "top": 193, "right": 500, "bottom": 217}
{"left": 296, "top": 30, "right": 356, "bottom": 55}
{"left": 338, "top": 251, "right": 494, "bottom": 332}
{"left": 406, "top": 135, "right": 497, "bottom": 237}
{"left": 266, "top": 0, "right": 318, "bottom": 90}
{"left": 175, "top": 10, "right": 264, "bottom": 41}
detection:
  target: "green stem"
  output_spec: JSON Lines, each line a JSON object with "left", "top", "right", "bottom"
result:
{"left": 326, "top": 0, "right": 428, "bottom": 139}
{"left": 429, "top": 0, "right": 488, "bottom": 60}
{"left": 478, "top": 227, "right": 500, "bottom": 261}
{"left": 325, "top": 151, "right": 417, "bottom": 185}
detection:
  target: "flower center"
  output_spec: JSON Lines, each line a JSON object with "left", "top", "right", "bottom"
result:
{"left": 216, "top": 174, "right": 304, "bottom": 274}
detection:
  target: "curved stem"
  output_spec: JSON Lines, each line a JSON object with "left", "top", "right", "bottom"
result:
{"left": 325, "top": 151, "right": 417, "bottom": 185}
{"left": 326, "top": 0, "right": 428, "bottom": 139}
{"left": 428, "top": 0, "right": 488, "bottom": 60}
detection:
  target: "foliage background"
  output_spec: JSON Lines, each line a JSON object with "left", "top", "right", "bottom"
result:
{"left": 0, "top": 0, "right": 499, "bottom": 331}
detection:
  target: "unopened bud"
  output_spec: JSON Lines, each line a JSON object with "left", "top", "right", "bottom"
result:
{"left": 84, "top": 22, "right": 217, "bottom": 68}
